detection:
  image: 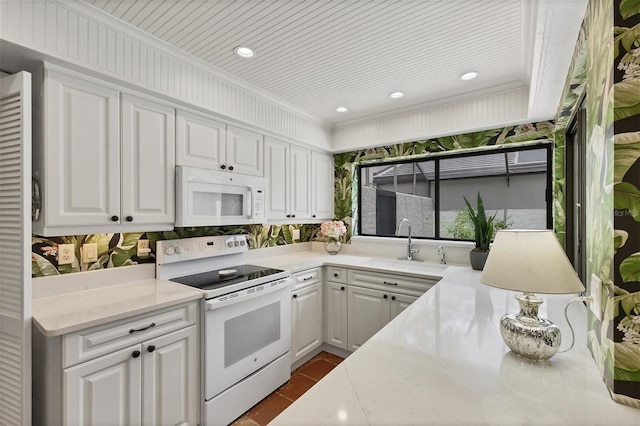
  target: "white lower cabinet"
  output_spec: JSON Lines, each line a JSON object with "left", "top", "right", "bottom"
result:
{"left": 291, "top": 269, "right": 323, "bottom": 363}
{"left": 33, "top": 302, "right": 199, "bottom": 426}
{"left": 347, "top": 286, "right": 391, "bottom": 351}
{"left": 324, "top": 281, "right": 348, "bottom": 350}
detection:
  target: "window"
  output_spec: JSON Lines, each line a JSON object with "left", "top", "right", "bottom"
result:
{"left": 356, "top": 144, "right": 552, "bottom": 240}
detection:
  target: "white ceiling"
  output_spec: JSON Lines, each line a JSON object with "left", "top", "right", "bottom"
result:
{"left": 84, "top": 0, "right": 585, "bottom": 127}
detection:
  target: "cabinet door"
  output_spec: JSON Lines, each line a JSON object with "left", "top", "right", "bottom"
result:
{"left": 325, "top": 282, "right": 348, "bottom": 350}
{"left": 311, "top": 151, "right": 334, "bottom": 221}
{"left": 226, "top": 125, "right": 264, "bottom": 176}
{"left": 390, "top": 293, "right": 418, "bottom": 320}
{"left": 65, "top": 345, "right": 142, "bottom": 426}
{"left": 289, "top": 145, "right": 312, "bottom": 219}
{"left": 291, "top": 282, "right": 323, "bottom": 363}
{"left": 265, "top": 137, "right": 290, "bottom": 220}
{"left": 347, "top": 286, "right": 390, "bottom": 351}
{"left": 121, "top": 94, "right": 175, "bottom": 228}
{"left": 176, "top": 110, "right": 225, "bottom": 169}
{"left": 142, "top": 325, "right": 199, "bottom": 426}
{"left": 44, "top": 70, "right": 120, "bottom": 227}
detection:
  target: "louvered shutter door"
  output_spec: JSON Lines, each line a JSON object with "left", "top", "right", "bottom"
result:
{"left": 0, "top": 71, "right": 32, "bottom": 426}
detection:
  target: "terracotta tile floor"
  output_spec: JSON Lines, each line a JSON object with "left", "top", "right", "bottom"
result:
{"left": 231, "top": 351, "right": 344, "bottom": 426}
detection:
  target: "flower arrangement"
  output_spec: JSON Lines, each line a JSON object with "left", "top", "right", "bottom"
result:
{"left": 320, "top": 220, "right": 347, "bottom": 241}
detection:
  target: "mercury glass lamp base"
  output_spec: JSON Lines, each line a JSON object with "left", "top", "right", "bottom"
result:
{"left": 500, "top": 293, "right": 561, "bottom": 362}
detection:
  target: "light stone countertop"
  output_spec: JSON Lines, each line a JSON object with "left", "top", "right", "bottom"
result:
{"left": 271, "top": 264, "right": 640, "bottom": 425}
{"left": 32, "top": 279, "right": 203, "bottom": 337}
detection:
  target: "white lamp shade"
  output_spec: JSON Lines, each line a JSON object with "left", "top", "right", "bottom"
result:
{"left": 480, "top": 230, "right": 585, "bottom": 294}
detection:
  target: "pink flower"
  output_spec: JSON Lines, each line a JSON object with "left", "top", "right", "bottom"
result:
{"left": 320, "top": 221, "right": 347, "bottom": 240}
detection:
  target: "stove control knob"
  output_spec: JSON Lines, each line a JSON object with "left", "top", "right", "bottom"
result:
{"left": 240, "top": 241, "right": 245, "bottom": 246}
{"left": 234, "top": 241, "right": 239, "bottom": 247}
{"left": 227, "top": 242, "right": 233, "bottom": 248}
{"left": 164, "top": 247, "right": 175, "bottom": 255}
{"left": 175, "top": 247, "right": 184, "bottom": 254}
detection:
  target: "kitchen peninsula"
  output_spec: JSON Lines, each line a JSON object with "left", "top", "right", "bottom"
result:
{"left": 262, "top": 252, "right": 640, "bottom": 425}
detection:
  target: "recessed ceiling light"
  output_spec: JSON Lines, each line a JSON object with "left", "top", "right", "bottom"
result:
{"left": 336, "top": 106, "right": 348, "bottom": 112}
{"left": 459, "top": 71, "right": 479, "bottom": 81}
{"left": 234, "top": 46, "right": 255, "bottom": 58}
{"left": 389, "top": 92, "right": 404, "bottom": 99}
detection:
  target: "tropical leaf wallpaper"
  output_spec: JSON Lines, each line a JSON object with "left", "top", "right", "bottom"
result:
{"left": 333, "top": 122, "right": 555, "bottom": 241}
{"left": 558, "top": 0, "right": 640, "bottom": 407}
{"left": 32, "top": 224, "right": 319, "bottom": 277}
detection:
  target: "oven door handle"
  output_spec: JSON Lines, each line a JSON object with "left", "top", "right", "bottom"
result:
{"left": 204, "top": 278, "right": 292, "bottom": 310}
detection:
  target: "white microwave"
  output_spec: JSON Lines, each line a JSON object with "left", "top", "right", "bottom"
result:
{"left": 176, "top": 166, "right": 266, "bottom": 227}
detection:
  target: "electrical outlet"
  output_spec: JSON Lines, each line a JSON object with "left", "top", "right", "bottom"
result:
{"left": 82, "top": 243, "right": 98, "bottom": 263}
{"left": 58, "top": 244, "right": 75, "bottom": 265}
{"left": 589, "top": 274, "right": 602, "bottom": 321}
{"left": 292, "top": 229, "right": 301, "bottom": 241}
{"left": 137, "top": 239, "right": 151, "bottom": 258}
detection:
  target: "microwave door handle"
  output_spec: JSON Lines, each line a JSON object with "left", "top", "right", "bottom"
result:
{"left": 247, "top": 189, "right": 253, "bottom": 219}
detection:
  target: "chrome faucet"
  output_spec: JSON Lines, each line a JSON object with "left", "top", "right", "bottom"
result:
{"left": 438, "top": 246, "right": 446, "bottom": 265}
{"left": 396, "top": 218, "right": 420, "bottom": 261}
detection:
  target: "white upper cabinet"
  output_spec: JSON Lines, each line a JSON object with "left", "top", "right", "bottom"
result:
{"left": 33, "top": 66, "right": 175, "bottom": 235}
{"left": 36, "top": 69, "right": 121, "bottom": 231}
{"left": 176, "top": 110, "right": 226, "bottom": 170}
{"left": 225, "top": 125, "right": 264, "bottom": 176}
{"left": 265, "top": 136, "right": 331, "bottom": 223}
{"left": 289, "top": 145, "right": 312, "bottom": 220}
{"left": 311, "top": 151, "right": 334, "bottom": 220}
{"left": 121, "top": 94, "right": 175, "bottom": 228}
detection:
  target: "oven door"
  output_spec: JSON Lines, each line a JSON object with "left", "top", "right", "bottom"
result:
{"left": 204, "top": 279, "right": 291, "bottom": 400}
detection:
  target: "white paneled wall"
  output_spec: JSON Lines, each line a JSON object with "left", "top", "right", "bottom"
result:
{"left": 0, "top": 0, "right": 332, "bottom": 150}
{"left": 332, "top": 87, "right": 530, "bottom": 151}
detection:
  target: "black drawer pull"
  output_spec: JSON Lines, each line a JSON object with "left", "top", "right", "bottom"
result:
{"left": 147, "top": 345, "right": 156, "bottom": 353}
{"left": 220, "top": 164, "right": 226, "bottom": 169}
{"left": 292, "top": 294, "right": 298, "bottom": 299}
{"left": 383, "top": 294, "right": 388, "bottom": 299}
{"left": 132, "top": 350, "right": 141, "bottom": 358}
{"left": 333, "top": 273, "right": 339, "bottom": 277}
{"left": 341, "top": 286, "right": 345, "bottom": 291}
{"left": 383, "top": 281, "right": 398, "bottom": 286}
{"left": 111, "top": 215, "right": 119, "bottom": 222}
{"left": 392, "top": 296, "right": 396, "bottom": 301}
{"left": 125, "top": 216, "right": 133, "bottom": 222}
{"left": 229, "top": 165, "right": 234, "bottom": 171}
{"left": 302, "top": 276, "right": 313, "bottom": 281}
{"left": 129, "top": 322, "right": 156, "bottom": 334}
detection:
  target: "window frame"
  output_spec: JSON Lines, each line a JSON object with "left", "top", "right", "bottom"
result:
{"left": 355, "top": 142, "right": 554, "bottom": 241}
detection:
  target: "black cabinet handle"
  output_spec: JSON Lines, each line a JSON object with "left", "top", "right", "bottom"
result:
{"left": 129, "top": 322, "right": 156, "bottom": 334}
{"left": 229, "top": 165, "right": 234, "bottom": 171}
{"left": 383, "top": 294, "right": 388, "bottom": 299}
{"left": 111, "top": 215, "right": 119, "bottom": 222}
{"left": 132, "top": 350, "right": 141, "bottom": 358}
{"left": 292, "top": 294, "right": 298, "bottom": 299}
{"left": 286, "top": 214, "right": 291, "bottom": 218}
{"left": 383, "top": 281, "right": 398, "bottom": 286}
{"left": 147, "top": 345, "right": 156, "bottom": 353}
{"left": 125, "top": 216, "right": 133, "bottom": 222}
{"left": 220, "top": 164, "right": 226, "bottom": 170}
{"left": 340, "top": 286, "right": 345, "bottom": 291}
{"left": 303, "top": 276, "right": 313, "bottom": 281}
{"left": 392, "top": 296, "right": 396, "bottom": 301}
{"left": 312, "top": 214, "right": 316, "bottom": 218}
{"left": 333, "top": 273, "right": 339, "bottom": 277}
{"left": 292, "top": 214, "right": 296, "bottom": 218}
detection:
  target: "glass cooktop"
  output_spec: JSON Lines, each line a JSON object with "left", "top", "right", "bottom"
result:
{"left": 170, "top": 264, "right": 285, "bottom": 291}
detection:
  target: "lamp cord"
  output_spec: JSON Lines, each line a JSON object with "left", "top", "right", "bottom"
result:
{"left": 558, "top": 296, "right": 592, "bottom": 353}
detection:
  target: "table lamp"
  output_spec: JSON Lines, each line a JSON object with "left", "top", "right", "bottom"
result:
{"left": 480, "top": 230, "right": 585, "bottom": 361}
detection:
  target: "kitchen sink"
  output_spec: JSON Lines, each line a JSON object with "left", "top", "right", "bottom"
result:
{"left": 363, "top": 258, "right": 448, "bottom": 275}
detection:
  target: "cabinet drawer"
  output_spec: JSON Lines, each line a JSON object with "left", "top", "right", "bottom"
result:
{"left": 347, "top": 269, "right": 438, "bottom": 295}
{"left": 291, "top": 268, "right": 322, "bottom": 290}
{"left": 63, "top": 301, "right": 198, "bottom": 368}
{"left": 326, "top": 266, "right": 347, "bottom": 283}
